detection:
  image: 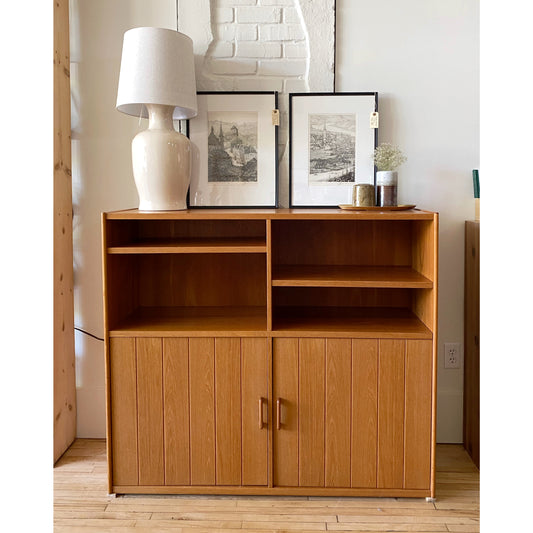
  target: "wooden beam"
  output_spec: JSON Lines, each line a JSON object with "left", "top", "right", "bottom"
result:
{"left": 54, "top": 0, "right": 76, "bottom": 463}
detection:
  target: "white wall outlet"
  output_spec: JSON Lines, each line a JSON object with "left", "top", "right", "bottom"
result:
{"left": 444, "top": 343, "right": 463, "bottom": 369}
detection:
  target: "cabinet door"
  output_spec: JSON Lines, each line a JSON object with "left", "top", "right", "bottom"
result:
{"left": 273, "top": 337, "right": 432, "bottom": 490}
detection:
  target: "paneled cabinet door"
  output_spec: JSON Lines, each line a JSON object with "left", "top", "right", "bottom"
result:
{"left": 273, "top": 338, "right": 432, "bottom": 490}
{"left": 110, "top": 336, "right": 269, "bottom": 488}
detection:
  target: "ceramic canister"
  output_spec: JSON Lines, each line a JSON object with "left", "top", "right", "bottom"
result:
{"left": 352, "top": 184, "right": 375, "bottom": 206}
{"left": 376, "top": 171, "right": 398, "bottom": 207}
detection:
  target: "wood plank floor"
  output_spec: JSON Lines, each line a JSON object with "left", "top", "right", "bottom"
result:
{"left": 54, "top": 440, "right": 479, "bottom": 532}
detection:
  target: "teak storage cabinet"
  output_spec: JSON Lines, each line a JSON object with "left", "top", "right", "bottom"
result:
{"left": 102, "top": 208, "right": 438, "bottom": 498}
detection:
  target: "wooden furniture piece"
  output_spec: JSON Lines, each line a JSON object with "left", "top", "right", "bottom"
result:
{"left": 102, "top": 208, "right": 438, "bottom": 497}
{"left": 464, "top": 221, "right": 480, "bottom": 469}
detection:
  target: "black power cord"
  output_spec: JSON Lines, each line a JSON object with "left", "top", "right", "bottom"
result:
{"left": 74, "top": 327, "right": 104, "bottom": 342}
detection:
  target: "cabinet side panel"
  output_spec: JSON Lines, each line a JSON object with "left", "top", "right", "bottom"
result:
{"left": 464, "top": 221, "right": 479, "bottom": 468}
{"left": 242, "top": 338, "right": 269, "bottom": 486}
{"left": 137, "top": 338, "right": 164, "bottom": 486}
{"left": 377, "top": 339, "right": 405, "bottom": 489}
{"left": 351, "top": 339, "right": 378, "bottom": 488}
{"left": 215, "top": 337, "right": 242, "bottom": 486}
{"left": 299, "top": 338, "right": 326, "bottom": 487}
{"left": 189, "top": 338, "right": 216, "bottom": 485}
{"left": 404, "top": 340, "right": 432, "bottom": 489}
{"left": 110, "top": 337, "right": 138, "bottom": 486}
{"left": 412, "top": 219, "right": 435, "bottom": 332}
{"left": 325, "top": 339, "right": 351, "bottom": 488}
{"left": 412, "top": 220, "right": 434, "bottom": 280}
{"left": 163, "top": 338, "right": 190, "bottom": 485}
{"left": 273, "top": 338, "right": 299, "bottom": 487}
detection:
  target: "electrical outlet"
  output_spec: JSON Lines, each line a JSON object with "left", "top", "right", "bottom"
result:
{"left": 444, "top": 343, "right": 462, "bottom": 369}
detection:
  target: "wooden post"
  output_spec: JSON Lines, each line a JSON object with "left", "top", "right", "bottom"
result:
{"left": 464, "top": 221, "right": 480, "bottom": 469}
{"left": 54, "top": 0, "right": 76, "bottom": 463}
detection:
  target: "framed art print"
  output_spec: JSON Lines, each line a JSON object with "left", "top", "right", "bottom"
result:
{"left": 187, "top": 91, "right": 278, "bottom": 208}
{"left": 289, "top": 92, "right": 378, "bottom": 207}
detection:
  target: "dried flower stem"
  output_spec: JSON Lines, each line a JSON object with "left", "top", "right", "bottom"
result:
{"left": 373, "top": 143, "right": 407, "bottom": 171}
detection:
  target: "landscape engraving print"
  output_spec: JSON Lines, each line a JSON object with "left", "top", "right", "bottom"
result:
{"left": 207, "top": 111, "right": 258, "bottom": 183}
{"left": 309, "top": 114, "right": 356, "bottom": 183}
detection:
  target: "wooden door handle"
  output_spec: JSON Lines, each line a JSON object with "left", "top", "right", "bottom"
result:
{"left": 276, "top": 398, "right": 281, "bottom": 430}
{"left": 258, "top": 397, "right": 266, "bottom": 429}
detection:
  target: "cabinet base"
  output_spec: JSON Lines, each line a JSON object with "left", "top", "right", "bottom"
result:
{"left": 112, "top": 485, "right": 431, "bottom": 498}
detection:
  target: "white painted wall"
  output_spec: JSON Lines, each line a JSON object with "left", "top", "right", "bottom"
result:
{"left": 70, "top": 0, "right": 176, "bottom": 437}
{"left": 71, "top": 0, "right": 478, "bottom": 442}
{"left": 336, "top": 0, "right": 480, "bottom": 442}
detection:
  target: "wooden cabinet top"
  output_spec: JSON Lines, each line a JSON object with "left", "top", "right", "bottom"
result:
{"left": 105, "top": 208, "right": 437, "bottom": 221}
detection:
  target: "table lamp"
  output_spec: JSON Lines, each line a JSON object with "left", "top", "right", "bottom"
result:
{"left": 116, "top": 27, "right": 197, "bottom": 210}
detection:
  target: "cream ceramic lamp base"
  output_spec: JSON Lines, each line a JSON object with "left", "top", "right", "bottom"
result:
{"left": 132, "top": 103, "right": 191, "bottom": 211}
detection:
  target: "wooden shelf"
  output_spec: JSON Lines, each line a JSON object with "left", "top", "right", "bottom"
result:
{"left": 272, "top": 265, "right": 432, "bottom": 288}
{"left": 109, "top": 306, "right": 267, "bottom": 336}
{"left": 107, "top": 237, "right": 266, "bottom": 254}
{"left": 273, "top": 307, "right": 432, "bottom": 339}
{"left": 106, "top": 208, "right": 436, "bottom": 221}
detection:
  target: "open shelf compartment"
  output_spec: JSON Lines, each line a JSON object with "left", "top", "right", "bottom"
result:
{"left": 106, "top": 218, "right": 267, "bottom": 254}
{"left": 271, "top": 218, "right": 435, "bottom": 286}
{"left": 110, "top": 306, "right": 267, "bottom": 336}
{"left": 105, "top": 252, "right": 267, "bottom": 334}
{"left": 272, "top": 286, "right": 434, "bottom": 338}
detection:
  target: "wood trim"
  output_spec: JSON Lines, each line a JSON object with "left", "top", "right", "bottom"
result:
{"left": 102, "top": 214, "right": 113, "bottom": 493}
{"left": 430, "top": 213, "right": 439, "bottom": 497}
{"left": 53, "top": 0, "right": 76, "bottom": 463}
{"left": 266, "top": 219, "right": 273, "bottom": 331}
{"left": 105, "top": 208, "right": 436, "bottom": 220}
{"left": 111, "top": 485, "right": 429, "bottom": 497}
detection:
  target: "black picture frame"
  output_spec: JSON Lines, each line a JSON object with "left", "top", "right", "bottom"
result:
{"left": 289, "top": 92, "right": 378, "bottom": 208}
{"left": 187, "top": 91, "right": 279, "bottom": 209}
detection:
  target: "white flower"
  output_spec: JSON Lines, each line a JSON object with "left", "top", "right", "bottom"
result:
{"left": 373, "top": 143, "right": 407, "bottom": 171}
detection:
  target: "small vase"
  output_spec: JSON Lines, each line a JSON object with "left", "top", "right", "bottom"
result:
{"left": 376, "top": 171, "right": 398, "bottom": 207}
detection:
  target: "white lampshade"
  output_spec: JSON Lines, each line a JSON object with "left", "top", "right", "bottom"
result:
{"left": 116, "top": 27, "right": 197, "bottom": 120}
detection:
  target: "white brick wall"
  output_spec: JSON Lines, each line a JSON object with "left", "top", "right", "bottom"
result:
{"left": 205, "top": 0, "right": 310, "bottom": 92}
{"left": 178, "top": 0, "right": 335, "bottom": 206}
{"left": 237, "top": 6, "right": 282, "bottom": 23}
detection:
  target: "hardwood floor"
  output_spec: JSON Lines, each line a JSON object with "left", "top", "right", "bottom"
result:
{"left": 54, "top": 440, "right": 479, "bottom": 532}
